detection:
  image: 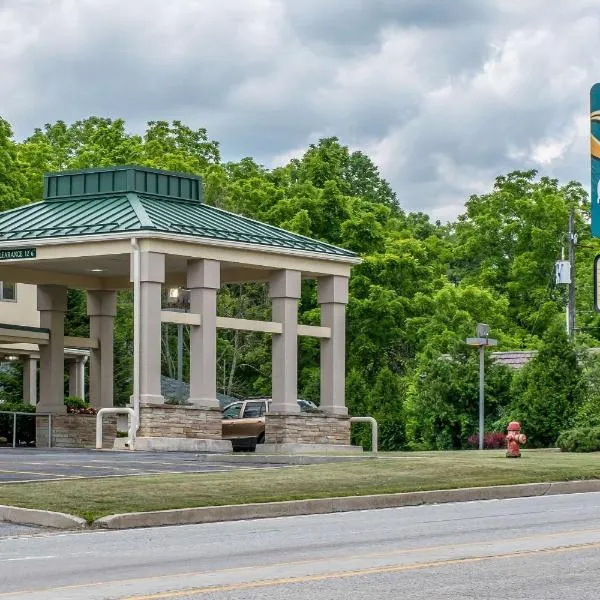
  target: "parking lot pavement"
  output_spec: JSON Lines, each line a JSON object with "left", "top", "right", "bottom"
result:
{"left": 0, "top": 448, "right": 285, "bottom": 483}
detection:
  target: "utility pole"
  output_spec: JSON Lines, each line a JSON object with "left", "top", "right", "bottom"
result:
{"left": 568, "top": 207, "right": 577, "bottom": 339}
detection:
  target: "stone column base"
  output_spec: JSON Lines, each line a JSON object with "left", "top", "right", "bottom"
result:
{"left": 138, "top": 403, "right": 222, "bottom": 439}
{"left": 265, "top": 412, "right": 351, "bottom": 445}
{"left": 36, "top": 414, "right": 116, "bottom": 448}
{"left": 256, "top": 443, "right": 362, "bottom": 455}
{"left": 114, "top": 436, "right": 232, "bottom": 452}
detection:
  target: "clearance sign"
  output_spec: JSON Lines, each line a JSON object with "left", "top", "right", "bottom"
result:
{"left": 591, "top": 84, "right": 600, "bottom": 237}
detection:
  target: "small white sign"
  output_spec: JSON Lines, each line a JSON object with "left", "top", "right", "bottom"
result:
{"left": 555, "top": 260, "right": 571, "bottom": 284}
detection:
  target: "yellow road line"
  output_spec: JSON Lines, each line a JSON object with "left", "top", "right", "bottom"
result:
{"left": 2, "top": 529, "right": 600, "bottom": 598}
{"left": 123, "top": 542, "right": 600, "bottom": 599}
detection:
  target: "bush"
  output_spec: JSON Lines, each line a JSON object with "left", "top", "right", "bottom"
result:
{"left": 64, "top": 396, "right": 86, "bottom": 410}
{"left": 556, "top": 427, "right": 600, "bottom": 452}
{"left": 467, "top": 431, "right": 506, "bottom": 449}
{"left": 64, "top": 396, "right": 96, "bottom": 414}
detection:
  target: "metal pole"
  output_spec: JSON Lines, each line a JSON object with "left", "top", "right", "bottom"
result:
{"left": 12, "top": 413, "right": 16, "bottom": 448}
{"left": 568, "top": 207, "right": 576, "bottom": 339}
{"left": 131, "top": 238, "right": 141, "bottom": 430}
{"left": 479, "top": 345, "right": 485, "bottom": 451}
{"left": 177, "top": 323, "right": 183, "bottom": 401}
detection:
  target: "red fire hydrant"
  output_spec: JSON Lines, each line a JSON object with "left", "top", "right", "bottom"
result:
{"left": 506, "top": 421, "right": 526, "bottom": 458}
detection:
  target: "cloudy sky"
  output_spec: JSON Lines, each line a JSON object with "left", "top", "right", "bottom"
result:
{"left": 1, "top": 0, "right": 599, "bottom": 221}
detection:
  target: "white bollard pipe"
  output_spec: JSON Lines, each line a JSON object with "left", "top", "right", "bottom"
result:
{"left": 96, "top": 407, "right": 136, "bottom": 451}
{"left": 350, "top": 416, "right": 378, "bottom": 454}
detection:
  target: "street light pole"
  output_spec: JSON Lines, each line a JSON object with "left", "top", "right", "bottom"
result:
{"left": 466, "top": 324, "right": 497, "bottom": 451}
{"left": 479, "top": 345, "right": 485, "bottom": 451}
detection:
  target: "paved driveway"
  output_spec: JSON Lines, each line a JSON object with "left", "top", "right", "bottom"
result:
{"left": 0, "top": 448, "right": 283, "bottom": 483}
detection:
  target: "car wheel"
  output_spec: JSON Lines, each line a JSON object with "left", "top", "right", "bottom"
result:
{"left": 256, "top": 433, "right": 265, "bottom": 444}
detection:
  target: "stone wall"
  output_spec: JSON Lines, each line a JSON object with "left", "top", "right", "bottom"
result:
{"left": 265, "top": 412, "right": 350, "bottom": 445}
{"left": 137, "top": 403, "right": 222, "bottom": 439}
{"left": 36, "top": 414, "right": 117, "bottom": 448}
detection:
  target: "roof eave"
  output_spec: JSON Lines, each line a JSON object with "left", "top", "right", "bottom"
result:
{"left": 0, "top": 230, "right": 362, "bottom": 265}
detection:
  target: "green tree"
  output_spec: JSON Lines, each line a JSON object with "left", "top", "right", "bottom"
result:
{"left": 0, "top": 117, "right": 27, "bottom": 210}
{"left": 572, "top": 350, "right": 600, "bottom": 429}
{"left": 404, "top": 348, "right": 514, "bottom": 450}
{"left": 452, "top": 171, "right": 587, "bottom": 336}
{"left": 508, "top": 320, "right": 584, "bottom": 446}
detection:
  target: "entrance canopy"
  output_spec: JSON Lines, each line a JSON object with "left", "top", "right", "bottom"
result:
{"left": 0, "top": 166, "right": 359, "bottom": 421}
{"left": 0, "top": 166, "right": 357, "bottom": 289}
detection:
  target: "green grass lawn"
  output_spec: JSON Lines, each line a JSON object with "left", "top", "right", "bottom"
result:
{"left": 1, "top": 450, "right": 599, "bottom": 523}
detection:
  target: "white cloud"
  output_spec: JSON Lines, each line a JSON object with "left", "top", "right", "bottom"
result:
{"left": 1, "top": 0, "right": 599, "bottom": 220}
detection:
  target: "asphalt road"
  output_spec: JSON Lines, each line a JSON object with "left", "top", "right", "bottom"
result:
{"left": 1, "top": 492, "right": 600, "bottom": 599}
{"left": 0, "top": 448, "right": 284, "bottom": 482}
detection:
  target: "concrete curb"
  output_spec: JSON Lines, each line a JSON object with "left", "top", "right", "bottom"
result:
{"left": 3, "top": 480, "right": 600, "bottom": 530}
{"left": 0, "top": 505, "right": 87, "bottom": 530}
{"left": 93, "top": 479, "right": 600, "bottom": 530}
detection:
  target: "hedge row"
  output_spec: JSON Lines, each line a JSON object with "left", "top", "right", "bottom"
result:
{"left": 556, "top": 427, "right": 600, "bottom": 453}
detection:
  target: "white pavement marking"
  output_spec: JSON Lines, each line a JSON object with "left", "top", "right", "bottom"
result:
{"left": 0, "top": 555, "right": 55, "bottom": 562}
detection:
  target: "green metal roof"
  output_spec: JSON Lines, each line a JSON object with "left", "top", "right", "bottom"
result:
{"left": 0, "top": 167, "right": 357, "bottom": 258}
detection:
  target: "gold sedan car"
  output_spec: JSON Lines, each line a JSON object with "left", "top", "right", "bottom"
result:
{"left": 222, "top": 398, "right": 318, "bottom": 449}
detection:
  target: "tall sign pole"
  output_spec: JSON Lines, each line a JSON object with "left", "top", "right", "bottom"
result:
{"left": 591, "top": 84, "right": 600, "bottom": 237}
{"left": 591, "top": 85, "right": 600, "bottom": 311}
{"left": 479, "top": 344, "right": 485, "bottom": 451}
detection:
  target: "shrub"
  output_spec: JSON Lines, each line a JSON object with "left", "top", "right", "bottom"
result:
{"left": 65, "top": 396, "right": 97, "bottom": 415}
{"left": 556, "top": 427, "right": 600, "bottom": 452}
{"left": 467, "top": 431, "right": 507, "bottom": 449}
{"left": 64, "top": 396, "right": 86, "bottom": 410}
{"left": 64, "top": 396, "right": 97, "bottom": 414}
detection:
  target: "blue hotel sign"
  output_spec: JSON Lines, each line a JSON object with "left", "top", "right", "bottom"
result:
{"left": 591, "top": 84, "right": 600, "bottom": 236}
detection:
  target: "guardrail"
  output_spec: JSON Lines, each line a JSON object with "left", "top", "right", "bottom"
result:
{"left": 350, "top": 416, "right": 378, "bottom": 454}
{"left": 0, "top": 411, "right": 53, "bottom": 448}
{"left": 96, "top": 407, "right": 136, "bottom": 451}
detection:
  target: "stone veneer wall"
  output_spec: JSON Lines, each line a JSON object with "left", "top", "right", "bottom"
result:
{"left": 265, "top": 412, "right": 350, "bottom": 445}
{"left": 137, "top": 403, "right": 222, "bottom": 439}
{"left": 36, "top": 414, "right": 117, "bottom": 448}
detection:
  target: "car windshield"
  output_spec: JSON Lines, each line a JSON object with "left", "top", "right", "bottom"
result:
{"left": 222, "top": 403, "right": 243, "bottom": 419}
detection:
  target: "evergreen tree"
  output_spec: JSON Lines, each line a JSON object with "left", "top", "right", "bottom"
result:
{"left": 508, "top": 320, "right": 583, "bottom": 446}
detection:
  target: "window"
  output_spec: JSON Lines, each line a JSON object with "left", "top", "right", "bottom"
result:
{"left": 243, "top": 401, "right": 266, "bottom": 418}
{"left": 0, "top": 282, "right": 16, "bottom": 302}
{"left": 222, "top": 402, "right": 243, "bottom": 419}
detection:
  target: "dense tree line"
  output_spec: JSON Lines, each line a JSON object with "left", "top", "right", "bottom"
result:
{"left": 1, "top": 115, "right": 599, "bottom": 449}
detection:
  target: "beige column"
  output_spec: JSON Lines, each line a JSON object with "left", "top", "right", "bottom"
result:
{"left": 23, "top": 357, "right": 37, "bottom": 407}
{"left": 37, "top": 285, "right": 67, "bottom": 414}
{"left": 269, "top": 270, "right": 301, "bottom": 413}
{"left": 133, "top": 252, "right": 165, "bottom": 404}
{"left": 187, "top": 259, "right": 220, "bottom": 408}
{"left": 318, "top": 275, "right": 349, "bottom": 415}
{"left": 68, "top": 360, "right": 81, "bottom": 399}
{"left": 87, "top": 291, "right": 117, "bottom": 409}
